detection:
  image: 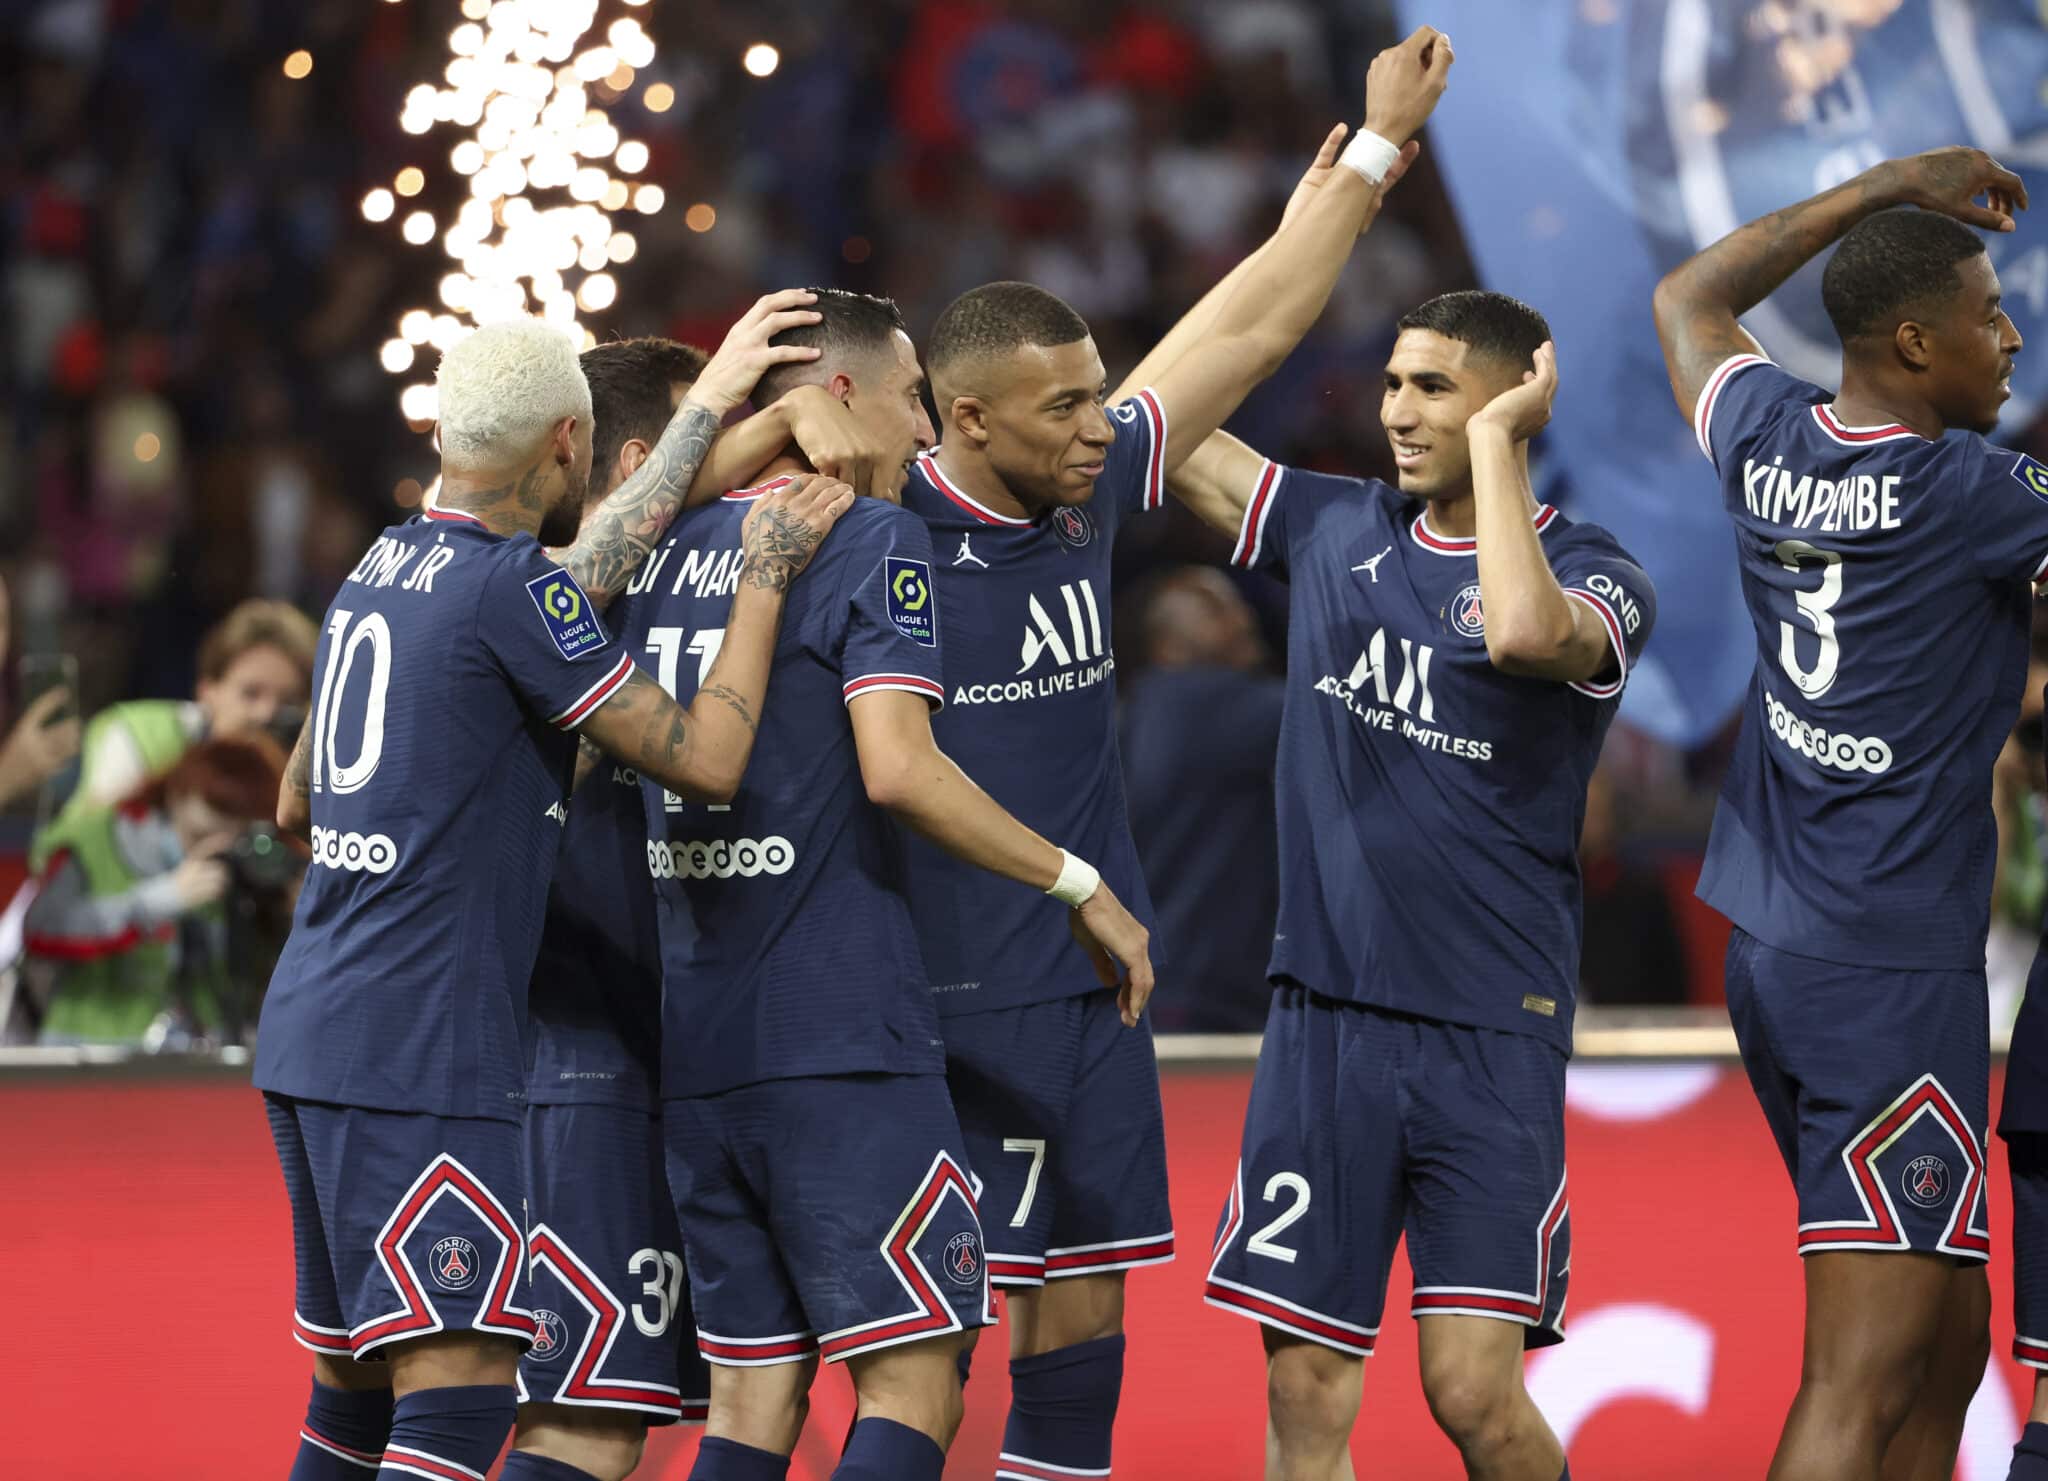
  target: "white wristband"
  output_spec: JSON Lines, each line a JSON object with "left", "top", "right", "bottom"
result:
{"left": 1047, "top": 849, "right": 1101, "bottom": 908}
{"left": 1338, "top": 128, "right": 1401, "bottom": 186}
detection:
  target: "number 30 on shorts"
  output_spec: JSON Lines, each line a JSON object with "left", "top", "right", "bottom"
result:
{"left": 1247, "top": 1173, "right": 1312, "bottom": 1264}
{"left": 628, "top": 1247, "right": 687, "bottom": 1338}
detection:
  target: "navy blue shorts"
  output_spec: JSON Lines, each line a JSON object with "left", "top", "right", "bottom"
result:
{"left": 520, "top": 1102, "right": 709, "bottom": 1423}
{"left": 1725, "top": 928, "right": 1990, "bottom": 1263}
{"left": 1205, "top": 989, "right": 1570, "bottom": 1357}
{"left": 663, "top": 1072, "right": 991, "bottom": 1367}
{"left": 943, "top": 991, "right": 1174, "bottom": 1286}
{"left": 2009, "top": 1135, "right": 2048, "bottom": 1368}
{"left": 264, "top": 1092, "right": 537, "bottom": 1360}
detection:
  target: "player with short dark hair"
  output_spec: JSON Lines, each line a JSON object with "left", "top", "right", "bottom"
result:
{"left": 1653, "top": 147, "right": 2031, "bottom": 1481}
{"left": 1153, "top": 124, "right": 1651, "bottom": 1477}
{"left": 617, "top": 288, "right": 1152, "bottom": 1481}
{"left": 254, "top": 298, "right": 857, "bottom": 1481}
{"left": 895, "top": 31, "right": 1454, "bottom": 1481}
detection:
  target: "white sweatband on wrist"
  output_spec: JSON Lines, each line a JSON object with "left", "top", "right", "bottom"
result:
{"left": 1338, "top": 128, "right": 1401, "bottom": 186}
{"left": 1047, "top": 849, "right": 1101, "bottom": 908}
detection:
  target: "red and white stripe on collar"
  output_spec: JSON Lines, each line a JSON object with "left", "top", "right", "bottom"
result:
{"left": 722, "top": 475, "right": 798, "bottom": 502}
{"left": 916, "top": 451, "right": 1033, "bottom": 527}
{"left": 1810, "top": 403, "right": 1921, "bottom": 447}
{"left": 423, "top": 506, "right": 486, "bottom": 528}
{"left": 1409, "top": 503, "right": 1557, "bottom": 556}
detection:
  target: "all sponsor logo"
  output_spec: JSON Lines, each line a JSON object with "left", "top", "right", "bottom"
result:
{"left": 430, "top": 1235, "right": 481, "bottom": 1292}
{"left": 1902, "top": 1155, "right": 1951, "bottom": 1210}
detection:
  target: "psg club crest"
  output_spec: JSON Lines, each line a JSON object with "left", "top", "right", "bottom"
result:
{"left": 430, "top": 1235, "right": 482, "bottom": 1292}
{"left": 1449, "top": 582, "right": 1485, "bottom": 639}
{"left": 529, "top": 1309, "right": 567, "bottom": 1362}
{"left": 1902, "top": 1155, "right": 1951, "bottom": 1210}
{"left": 1050, "top": 507, "right": 1093, "bottom": 549}
{"left": 943, "top": 1231, "right": 983, "bottom": 1287}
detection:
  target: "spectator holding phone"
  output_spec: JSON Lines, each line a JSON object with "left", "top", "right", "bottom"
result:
{"left": 23, "top": 734, "right": 284, "bottom": 1045}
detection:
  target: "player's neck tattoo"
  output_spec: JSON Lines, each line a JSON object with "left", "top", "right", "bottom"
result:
{"left": 554, "top": 401, "right": 725, "bottom": 606}
{"left": 439, "top": 460, "right": 554, "bottom": 535}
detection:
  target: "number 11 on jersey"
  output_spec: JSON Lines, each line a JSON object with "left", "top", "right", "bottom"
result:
{"left": 645, "top": 626, "right": 727, "bottom": 812}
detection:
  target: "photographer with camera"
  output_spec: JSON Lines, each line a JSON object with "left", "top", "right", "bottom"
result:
{"left": 23, "top": 733, "right": 287, "bottom": 1046}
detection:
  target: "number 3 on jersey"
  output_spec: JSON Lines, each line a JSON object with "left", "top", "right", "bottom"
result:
{"left": 311, "top": 608, "right": 393, "bottom": 794}
{"left": 1774, "top": 539, "right": 1842, "bottom": 699}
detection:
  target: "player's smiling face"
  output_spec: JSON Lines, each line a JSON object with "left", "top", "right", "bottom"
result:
{"left": 978, "top": 337, "right": 1116, "bottom": 509}
{"left": 1381, "top": 329, "right": 1522, "bottom": 500}
{"left": 846, "top": 330, "right": 937, "bottom": 500}
{"left": 1923, "top": 253, "right": 2022, "bottom": 436}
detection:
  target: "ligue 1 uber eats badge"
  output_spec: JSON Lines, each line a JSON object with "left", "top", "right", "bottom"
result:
{"left": 886, "top": 557, "right": 937, "bottom": 647}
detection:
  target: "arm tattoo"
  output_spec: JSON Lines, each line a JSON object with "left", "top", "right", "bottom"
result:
{"left": 699, "top": 683, "right": 757, "bottom": 737}
{"left": 284, "top": 714, "right": 314, "bottom": 800}
{"left": 738, "top": 502, "right": 828, "bottom": 593}
{"left": 560, "top": 403, "right": 724, "bottom": 603}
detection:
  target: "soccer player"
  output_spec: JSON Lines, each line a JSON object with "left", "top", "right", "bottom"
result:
{"left": 1652, "top": 148, "right": 2031, "bottom": 1481}
{"left": 255, "top": 302, "right": 854, "bottom": 1481}
{"left": 624, "top": 288, "right": 1153, "bottom": 1481}
{"left": 901, "top": 29, "right": 1451, "bottom": 1480}
{"left": 509, "top": 336, "right": 900, "bottom": 1481}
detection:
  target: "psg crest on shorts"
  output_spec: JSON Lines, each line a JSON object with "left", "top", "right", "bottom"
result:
{"left": 1449, "top": 582, "right": 1485, "bottom": 639}
{"left": 430, "top": 1234, "right": 482, "bottom": 1291}
{"left": 1050, "top": 507, "right": 1093, "bottom": 548}
{"left": 528, "top": 1308, "right": 567, "bottom": 1362}
{"left": 1902, "top": 1155, "right": 1951, "bottom": 1210}
{"left": 943, "top": 1230, "right": 983, "bottom": 1286}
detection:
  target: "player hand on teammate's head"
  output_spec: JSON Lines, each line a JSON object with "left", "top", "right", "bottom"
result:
{"left": 779, "top": 383, "right": 896, "bottom": 505}
{"left": 738, "top": 472, "right": 857, "bottom": 584}
{"left": 1879, "top": 147, "right": 2030, "bottom": 234}
{"left": 1068, "top": 881, "right": 1154, "bottom": 1028}
{"left": 1467, "top": 341, "right": 1558, "bottom": 444}
{"left": 688, "top": 290, "right": 826, "bottom": 418}
{"left": 1363, "top": 25, "right": 1454, "bottom": 149}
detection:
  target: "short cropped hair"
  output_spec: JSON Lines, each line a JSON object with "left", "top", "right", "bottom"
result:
{"left": 754, "top": 288, "right": 910, "bottom": 407}
{"left": 1396, "top": 290, "right": 1551, "bottom": 368}
{"left": 927, "top": 282, "right": 1091, "bottom": 386}
{"left": 435, "top": 318, "right": 593, "bottom": 463}
{"left": 581, "top": 337, "right": 709, "bottom": 479}
{"left": 1822, "top": 209, "right": 1987, "bottom": 341}
{"left": 197, "top": 600, "right": 316, "bottom": 686}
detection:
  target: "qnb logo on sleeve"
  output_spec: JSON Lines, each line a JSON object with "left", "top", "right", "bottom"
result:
{"left": 647, "top": 836, "right": 795, "bottom": 880}
{"left": 309, "top": 825, "right": 399, "bottom": 874}
{"left": 525, "top": 570, "right": 609, "bottom": 660}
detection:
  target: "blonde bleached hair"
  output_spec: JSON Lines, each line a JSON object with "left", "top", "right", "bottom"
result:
{"left": 434, "top": 318, "right": 593, "bottom": 464}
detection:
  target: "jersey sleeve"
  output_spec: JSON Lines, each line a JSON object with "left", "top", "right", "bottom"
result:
{"left": 1228, "top": 462, "right": 1378, "bottom": 573}
{"left": 478, "top": 544, "right": 636, "bottom": 730}
{"left": 1961, "top": 442, "right": 2048, "bottom": 584}
{"left": 838, "top": 509, "right": 947, "bottom": 711}
{"left": 1100, "top": 388, "right": 1169, "bottom": 520}
{"left": 1552, "top": 539, "right": 1657, "bottom": 701}
{"left": 1692, "top": 352, "right": 1825, "bottom": 478}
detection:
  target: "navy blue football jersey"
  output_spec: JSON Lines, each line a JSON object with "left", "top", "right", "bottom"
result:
{"left": 523, "top": 747, "right": 661, "bottom": 1111}
{"left": 255, "top": 507, "right": 636, "bottom": 1120}
{"left": 629, "top": 480, "right": 950, "bottom": 1099}
{"left": 1693, "top": 354, "right": 2048, "bottom": 971}
{"left": 898, "top": 389, "right": 1166, "bottom": 1018}
{"left": 1230, "top": 463, "right": 1656, "bottom": 1054}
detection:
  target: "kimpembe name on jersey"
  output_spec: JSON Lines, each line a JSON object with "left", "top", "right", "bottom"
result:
{"left": 1739, "top": 456, "right": 1905, "bottom": 533}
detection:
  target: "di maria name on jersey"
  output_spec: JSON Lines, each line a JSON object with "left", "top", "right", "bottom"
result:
{"left": 898, "top": 391, "right": 1167, "bottom": 1016}
{"left": 1692, "top": 354, "right": 2048, "bottom": 971}
{"left": 254, "top": 507, "right": 636, "bottom": 1120}
{"left": 1230, "top": 463, "right": 1655, "bottom": 1054}
{"left": 620, "top": 481, "right": 950, "bottom": 1099}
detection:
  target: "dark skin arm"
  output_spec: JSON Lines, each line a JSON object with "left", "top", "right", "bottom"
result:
{"left": 1652, "top": 146, "right": 2026, "bottom": 425}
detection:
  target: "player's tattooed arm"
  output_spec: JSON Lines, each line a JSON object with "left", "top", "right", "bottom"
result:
{"left": 553, "top": 291, "right": 826, "bottom": 606}
{"left": 577, "top": 477, "right": 854, "bottom": 801}
{"left": 1652, "top": 146, "right": 2027, "bottom": 423}
{"left": 276, "top": 712, "right": 314, "bottom": 840}
{"left": 1466, "top": 343, "right": 1614, "bottom": 684}
{"left": 571, "top": 734, "right": 605, "bottom": 793}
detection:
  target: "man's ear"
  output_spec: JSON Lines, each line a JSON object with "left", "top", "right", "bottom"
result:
{"left": 1893, "top": 319, "right": 1934, "bottom": 372}
{"left": 949, "top": 394, "right": 991, "bottom": 448}
{"left": 616, "top": 438, "right": 651, "bottom": 482}
{"left": 553, "top": 415, "right": 579, "bottom": 465}
{"left": 829, "top": 371, "right": 856, "bottom": 406}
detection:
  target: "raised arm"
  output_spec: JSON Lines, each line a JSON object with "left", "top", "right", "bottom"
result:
{"left": 1652, "top": 147, "right": 2026, "bottom": 424}
{"left": 553, "top": 290, "right": 824, "bottom": 605}
{"left": 849, "top": 689, "right": 1156, "bottom": 1026}
{"left": 1464, "top": 344, "right": 1611, "bottom": 683}
{"left": 1166, "top": 430, "right": 1274, "bottom": 540}
{"left": 1135, "top": 29, "right": 1448, "bottom": 475}
{"left": 687, "top": 384, "right": 897, "bottom": 506}
{"left": 578, "top": 477, "right": 853, "bottom": 801}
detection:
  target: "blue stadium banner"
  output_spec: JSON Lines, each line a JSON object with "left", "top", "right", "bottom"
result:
{"left": 1398, "top": 0, "right": 2048, "bottom": 746}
